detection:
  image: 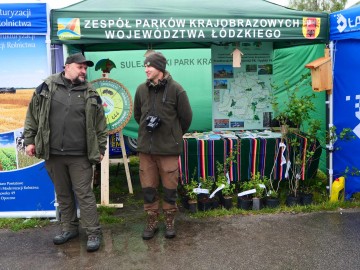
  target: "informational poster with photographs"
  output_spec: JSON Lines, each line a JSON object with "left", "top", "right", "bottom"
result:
{"left": 211, "top": 42, "right": 273, "bottom": 130}
{"left": 0, "top": 3, "right": 56, "bottom": 217}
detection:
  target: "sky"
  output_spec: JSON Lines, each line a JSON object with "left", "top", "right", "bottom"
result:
{"left": 0, "top": 0, "right": 358, "bottom": 8}
{"left": 46, "top": 0, "right": 360, "bottom": 9}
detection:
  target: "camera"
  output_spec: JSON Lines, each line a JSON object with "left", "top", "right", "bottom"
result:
{"left": 146, "top": 115, "right": 161, "bottom": 132}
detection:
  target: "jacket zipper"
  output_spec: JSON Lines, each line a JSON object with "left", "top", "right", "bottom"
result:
{"left": 61, "top": 91, "right": 71, "bottom": 151}
{"left": 148, "top": 89, "right": 158, "bottom": 153}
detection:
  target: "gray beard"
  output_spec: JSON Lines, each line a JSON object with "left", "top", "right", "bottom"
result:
{"left": 72, "top": 77, "right": 83, "bottom": 85}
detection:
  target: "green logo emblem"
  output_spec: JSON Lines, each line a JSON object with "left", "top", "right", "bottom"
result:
{"left": 91, "top": 78, "right": 133, "bottom": 134}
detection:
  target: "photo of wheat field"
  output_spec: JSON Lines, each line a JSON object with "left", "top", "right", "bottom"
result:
{"left": 0, "top": 90, "right": 42, "bottom": 170}
{"left": 0, "top": 90, "right": 33, "bottom": 133}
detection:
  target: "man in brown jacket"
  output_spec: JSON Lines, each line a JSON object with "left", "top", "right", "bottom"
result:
{"left": 134, "top": 51, "right": 192, "bottom": 240}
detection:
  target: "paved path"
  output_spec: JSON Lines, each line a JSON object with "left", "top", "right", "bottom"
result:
{"left": 1, "top": 208, "right": 360, "bottom": 270}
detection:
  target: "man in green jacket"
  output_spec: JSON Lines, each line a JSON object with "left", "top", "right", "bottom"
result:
{"left": 134, "top": 51, "right": 192, "bottom": 240}
{"left": 24, "top": 53, "right": 107, "bottom": 252}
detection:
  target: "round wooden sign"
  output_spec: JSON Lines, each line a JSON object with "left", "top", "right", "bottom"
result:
{"left": 91, "top": 78, "right": 133, "bottom": 134}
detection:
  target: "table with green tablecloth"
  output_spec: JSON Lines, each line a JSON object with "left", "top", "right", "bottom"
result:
{"left": 179, "top": 133, "right": 321, "bottom": 184}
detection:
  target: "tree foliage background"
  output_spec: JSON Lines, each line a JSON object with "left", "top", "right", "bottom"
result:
{"left": 289, "top": 0, "right": 347, "bottom": 12}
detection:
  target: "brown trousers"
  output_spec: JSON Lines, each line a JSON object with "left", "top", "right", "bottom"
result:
{"left": 45, "top": 155, "right": 101, "bottom": 236}
{"left": 139, "top": 153, "right": 179, "bottom": 213}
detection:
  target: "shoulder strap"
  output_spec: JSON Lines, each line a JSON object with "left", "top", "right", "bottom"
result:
{"left": 95, "top": 95, "right": 102, "bottom": 105}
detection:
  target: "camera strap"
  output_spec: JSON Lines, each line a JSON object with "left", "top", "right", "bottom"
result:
{"left": 162, "top": 83, "right": 168, "bottom": 105}
{"left": 150, "top": 82, "right": 168, "bottom": 116}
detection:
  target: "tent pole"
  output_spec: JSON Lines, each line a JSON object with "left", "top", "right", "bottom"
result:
{"left": 46, "top": 2, "right": 61, "bottom": 220}
{"left": 328, "top": 41, "right": 335, "bottom": 197}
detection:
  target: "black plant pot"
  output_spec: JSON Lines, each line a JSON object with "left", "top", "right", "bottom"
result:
{"left": 300, "top": 193, "right": 313, "bottom": 206}
{"left": 212, "top": 198, "right": 220, "bottom": 209}
{"left": 188, "top": 201, "right": 197, "bottom": 213}
{"left": 197, "top": 193, "right": 210, "bottom": 201}
{"left": 198, "top": 198, "right": 213, "bottom": 211}
{"left": 286, "top": 195, "right": 301, "bottom": 206}
{"left": 237, "top": 196, "right": 252, "bottom": 210}
{"left": 266, "top": 197, "right": 280, "bottom": 208}
{"left": 181, "top": 195, "right": 190, "bottom": 210}
{"left": 222, "top": 196, "right": 233, "bottom": 210}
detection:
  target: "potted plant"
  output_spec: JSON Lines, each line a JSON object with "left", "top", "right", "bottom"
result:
{"left": 237, "top": 172, "right": 266, "bottom": 210}
{"left": 221, "top": 183, "right": 236, "bottom": 210}
{"left": 214, "top": 160, "right": 235, "bottom": 209}
{"left": 263, "top": 175, "right": 280, "bottom": 208}
{"left": 237, "top": 180, "right": 254, "bottom": 210}
{"left": 183, "top": 179, "right": 199, "bottom": 213}
{"left": 215, "top": 175, "right": 235, "bottom": 210}
{"left": 271, "top": 75, "right": 316, "bottom": 133}
{"left": 251, "top": 172, "right": 267, "bottom": 210}
{"left": 265, "top": 190, "right": 280, "bottom": 208}
{"left": 197, "top": 176, "right": 216, "bottom": 211}
{"left": 271, "top": 74, "right": 323, "bottom": 206}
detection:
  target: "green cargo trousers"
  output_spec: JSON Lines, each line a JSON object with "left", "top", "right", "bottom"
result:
{"left": 45, "top": 155, "right": 101, "bottom": 236}
{"left": 139, "top": 153, "right": 179, "bottom": 213}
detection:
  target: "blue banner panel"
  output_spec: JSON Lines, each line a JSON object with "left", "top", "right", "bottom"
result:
{"left": 333, "top": 39, "right": 360, "bottom": 199}
{"left": 0, "top": 161, "right": 55, "bottom": 212}
{"left": 0, "top": 3, "right": 47, "bottom": 34}
{"left": 330, "top": 5, "right": 360, "bottom": 41}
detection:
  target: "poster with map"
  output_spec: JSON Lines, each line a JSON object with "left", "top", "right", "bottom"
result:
{"left": 211, "top": 42, "right": 273, "bottom": 130}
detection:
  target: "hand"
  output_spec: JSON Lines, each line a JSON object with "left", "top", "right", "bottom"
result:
{"left": 100, "top": 154, "right": 104, "bottom": 162}
{"left": 26, "top": 144, "right": 36, "bottom": 156}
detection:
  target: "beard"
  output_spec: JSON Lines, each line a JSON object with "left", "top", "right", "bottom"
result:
{"left": 72, "top": 76, "right": 85, "bottom": 84}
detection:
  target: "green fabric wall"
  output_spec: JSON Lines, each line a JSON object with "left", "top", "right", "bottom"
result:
{"left": 85, "top": 49, "right": 213, "bottom": 138}
{"left": 272, "top": 44, "right": 327, "bottom": 172}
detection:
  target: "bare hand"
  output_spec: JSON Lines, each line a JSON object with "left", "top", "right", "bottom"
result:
{"left": 100, "top": 154, "right": 104, "bottom": 162}
{"left": 26, "top": 144, "right": 36, "bottom": 156}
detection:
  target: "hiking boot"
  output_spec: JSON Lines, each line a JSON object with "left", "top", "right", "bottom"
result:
{"left": 164, "top": 211, "right": 176, "bottom": 239}
{"left": 87, "top": 235, "right": 102, "bottom": 252}
{"left": 53, "top": 231, "right": 79, "bottom": 245}
{"left": 142, "top": 211, "right": 159, "bottom": 240}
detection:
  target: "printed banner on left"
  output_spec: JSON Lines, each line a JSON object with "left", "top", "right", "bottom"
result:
{"left": 0, "top": 3, "right": 47, "bottom": 34}
{"left": 0, "top": 3, "right": 55, "bottom": 217}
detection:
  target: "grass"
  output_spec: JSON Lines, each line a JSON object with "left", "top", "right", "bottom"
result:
{"left": 190, "top": 200, "right": 360, "bottom": 219}
{"left": 2, "top": 197, "right": 359, "bottom": 231}
{"left": 0, "top": 218, "right": 50, "bottom": 231}
{"left": 97, "top": 206, "right": 125, "bottom": 224}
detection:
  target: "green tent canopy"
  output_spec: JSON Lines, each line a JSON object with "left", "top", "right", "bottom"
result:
{"left": 50, "top": 0, "right": 329, "bottom": 51}
{"left": 50, "top": 0, "right": 328, "bottom": 171}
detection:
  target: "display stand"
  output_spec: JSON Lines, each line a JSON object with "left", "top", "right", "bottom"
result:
{"left": 107, "top": 131, "right": 134, "bottom": 193}
{"left": 118, "top": 131, "right": 133, "bottom": 194}
{"left": 98, "top": 131, "right": 133, "bottom": 207}
{"left": 92, "top": 76, "right": 134, "bottom": 208}
{"left": 99, "top": 137, "right": 123, "bottom": 208}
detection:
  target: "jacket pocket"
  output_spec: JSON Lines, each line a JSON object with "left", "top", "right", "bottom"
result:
{"left": 89, "top": 129, "right": 101, "bottom": 164}
{"left": 34, "top": 128, "right": 44, "bottom": 157}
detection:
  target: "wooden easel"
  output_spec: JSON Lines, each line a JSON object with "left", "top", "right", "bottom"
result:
{"left": 98, "top": 130, "right": 133, "bottom": 208}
